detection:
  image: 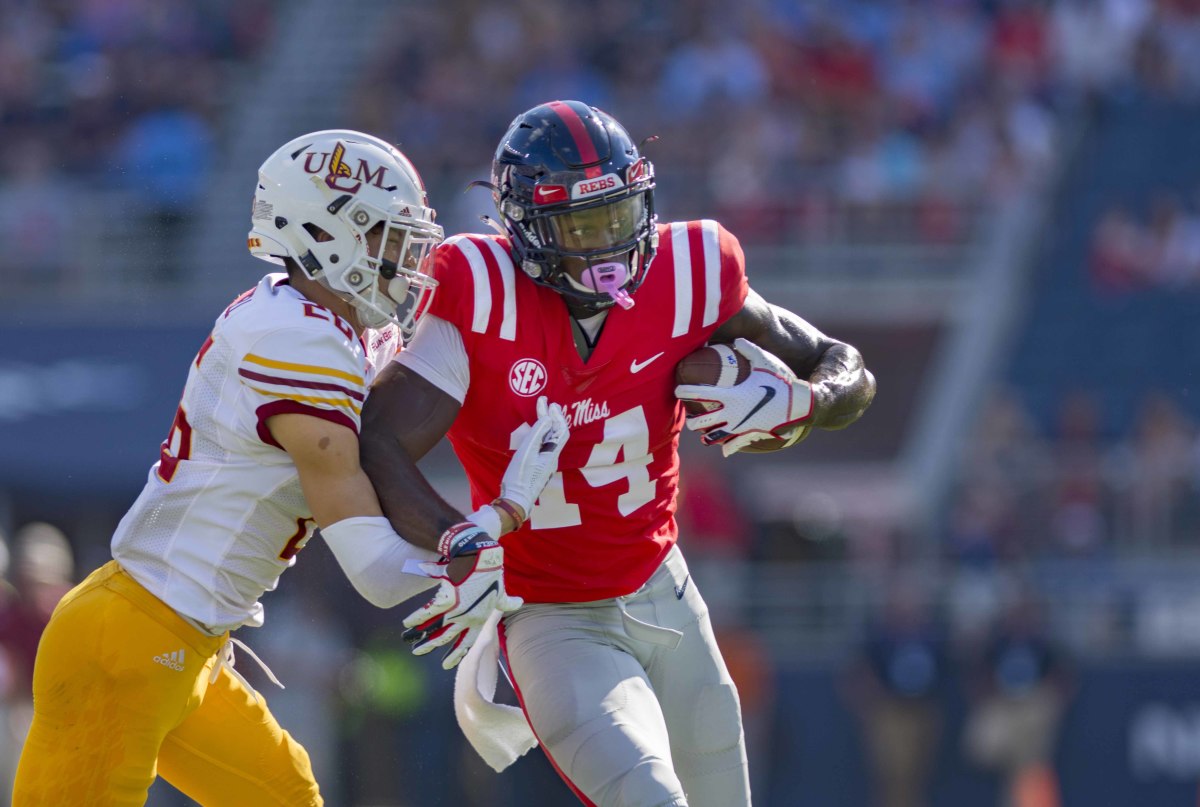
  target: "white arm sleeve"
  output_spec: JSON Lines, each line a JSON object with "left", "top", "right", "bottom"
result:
{"left": 322, "top": 516, "right": 440, "bottom": 608}
{"left": 394, "top": 314, "right": 470, "bottom": 404}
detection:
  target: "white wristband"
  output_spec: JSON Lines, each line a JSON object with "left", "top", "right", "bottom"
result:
{"left": 466, "top": 505, "right": 503, "bottom": 539}
{"left": 322, "top": 516, "right": 440, "bottom": 608}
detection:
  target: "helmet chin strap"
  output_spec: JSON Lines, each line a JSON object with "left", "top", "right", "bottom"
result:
{"left": 327, "top": 275, "right": 396, "bottom": 331}
{"left": 567, "top": 261, "right": 635, "bottom": 310}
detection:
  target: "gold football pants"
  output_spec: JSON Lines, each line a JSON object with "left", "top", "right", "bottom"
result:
{"left": 13, "top": 560, "right": 321, "bottom": 806}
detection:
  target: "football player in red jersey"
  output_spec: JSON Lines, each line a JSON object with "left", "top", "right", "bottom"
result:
{"left": 360, "top": 100, "right": 876, "bottom": 806}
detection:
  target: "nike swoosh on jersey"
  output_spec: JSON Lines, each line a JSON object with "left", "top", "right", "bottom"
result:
{"left": 732, "top": 385, "right": 777, "bottom": 431}
{"left": 630, "top": 352, "right": 666, "bottom": 373}
{"left": 674, "top": 574, "right": 690, "bottom": 600}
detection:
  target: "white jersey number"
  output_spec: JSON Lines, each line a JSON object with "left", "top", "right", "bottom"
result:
{"left": 508, "top": 405, "right": 655, "bottom": 529}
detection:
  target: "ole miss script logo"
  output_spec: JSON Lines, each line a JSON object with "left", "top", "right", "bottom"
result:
{"left": 509, "top": 359, "right": 547, "bottom": 397}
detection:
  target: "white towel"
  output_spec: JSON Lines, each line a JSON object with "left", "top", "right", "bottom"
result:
{"left": 453, "top": 609, "right": 538, "bottom": 772}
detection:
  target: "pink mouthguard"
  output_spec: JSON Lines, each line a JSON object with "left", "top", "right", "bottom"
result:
{"left": 581, "top": 262, "right": 635, "bottom": 309}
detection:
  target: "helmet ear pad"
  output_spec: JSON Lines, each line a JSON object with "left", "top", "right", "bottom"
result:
{"left": 297, "top": 218, "right": 367, "bottom": 284}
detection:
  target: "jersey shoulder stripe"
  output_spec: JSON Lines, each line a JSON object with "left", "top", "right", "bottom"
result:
{"left": 241, "top": 384, "right": 362, "bottom": 416}
{"left": 665, "top": 219, "right": 746, "bottom": 338}
{"left": 484, "top": 237, "right": 518, "bottom": 341}
{"left": 242, "top": 353, "right": 364, "bottom": 386}
{"left": 434, "top": 234, "right": 518, "bottom": 341}
{"left": 699, "top": 219, "right": 722, "bottom": 327}
{"left": 669, "top": 222, "right": 693, "bottom": 338}
{"left": 239, "top": 339, "right": 366, "bottom": 426}
{"left": 228, "top": 290, "right": 371, "bottom": 437}
{"left": 236, "top": 368, "right": 366, "bottom": 402}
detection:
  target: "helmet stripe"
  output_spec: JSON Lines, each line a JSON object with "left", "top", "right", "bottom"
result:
{"left": 546, "top": 101, "right": 602, "bottom": 177}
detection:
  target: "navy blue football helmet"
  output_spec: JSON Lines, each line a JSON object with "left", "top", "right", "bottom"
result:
{"left": 491, "top": 100, "right": 658, "bottom": 311}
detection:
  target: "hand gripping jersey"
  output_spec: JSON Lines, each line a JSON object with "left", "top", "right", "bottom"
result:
{"left": 113, "top": 274, "right": 399, "bottom": 633}
{"left": 419, "top": 220, "right": 747, "bottom": 603}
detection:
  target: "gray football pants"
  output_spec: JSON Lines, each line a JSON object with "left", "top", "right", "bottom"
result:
{"left": 501, "top": 545, "right": 751, "bottom": 807}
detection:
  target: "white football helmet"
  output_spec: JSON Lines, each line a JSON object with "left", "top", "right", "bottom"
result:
{"left": 249, "top": 130, "right": 443, "bottom": 334}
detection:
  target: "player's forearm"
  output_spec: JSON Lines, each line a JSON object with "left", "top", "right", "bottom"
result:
{"left": 359, "top": 429, "right": 463, "bottom": 552}
{"left": 808, "top": 344, "right": 876, "bottom": 430}
{"left": 737, "top": 302, "right": 876, "bottom": 430}
{"left": 322, "top": 516, "right": 439, "bottom": 607}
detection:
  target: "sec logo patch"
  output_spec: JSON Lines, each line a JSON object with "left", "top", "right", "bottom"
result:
{"left": 509, "top": 359, "right": 547, "bottom": 397}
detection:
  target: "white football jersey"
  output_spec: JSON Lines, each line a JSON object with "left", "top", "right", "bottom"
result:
{"left": 113, "top": 273, "right": 400, "bottom": 634}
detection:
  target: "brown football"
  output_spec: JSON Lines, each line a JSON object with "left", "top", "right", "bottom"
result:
{"left": 674, "top": 345, "right": 750, "bottom": 409}
{"left": 674, "top": 345, "right": 801, "bottom": 453}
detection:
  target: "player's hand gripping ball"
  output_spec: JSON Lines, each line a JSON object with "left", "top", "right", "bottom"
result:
{"left": 674, "top": 341, "right": 812, "bottom": 455}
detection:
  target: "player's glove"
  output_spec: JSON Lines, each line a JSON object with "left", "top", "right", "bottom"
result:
{"left": 401, "top": 544, "right": 521, "bottom": 670}
{"left": 401, "top": 396, "right": 568, "bottom": 670}
{"left": 499, "top": 395, "right": 570, "bottom": 515}
{"left": 675, "top": 337, "right": 813, "bottom": 457}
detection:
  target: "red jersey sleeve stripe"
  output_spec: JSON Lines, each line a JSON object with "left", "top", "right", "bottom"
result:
{"left": 254, "top": 400, "right": 359, "bottom": 449}
{"left": 715, "top": 220, "right": 750, "bottom": 323}
{"left": 450, "top": 236, "right": 493, "bottom": 335}
{"left": 480, "top": 238, "right": 518, "bottom": 341}
{"left": 685, "top": 221, "right": 709, "bottom": 334}
{"left": 670, "top": 222, "right": 693, "bottom": 338}
{"left": 238, "top": 368, "right": 366, "bottom": 401}
{"left": 700, "top": 219, "right": 722, "bottom": 327}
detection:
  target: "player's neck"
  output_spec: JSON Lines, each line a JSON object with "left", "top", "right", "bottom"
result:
{"left": 566, "top": 304, "right": 608, "bottom": 362}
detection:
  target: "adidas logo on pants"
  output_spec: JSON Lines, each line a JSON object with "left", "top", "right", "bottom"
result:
{"left": 153, "top": 649, "right": 186, "bottom": 671}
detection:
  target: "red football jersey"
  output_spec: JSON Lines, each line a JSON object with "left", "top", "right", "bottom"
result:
{"left": 428, "top": 220, "right": 749, "bottom": 602}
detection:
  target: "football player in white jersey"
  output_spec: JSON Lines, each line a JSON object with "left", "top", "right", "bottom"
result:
{"left": 13, "top": 130, "right": 568, "bottom": 807}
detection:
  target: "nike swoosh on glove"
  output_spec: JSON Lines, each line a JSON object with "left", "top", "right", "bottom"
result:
{"left": 401, "top": 546, "right": 522, "bottom": 670}
{"left": 675, "top": 337, "right": 814, "bottom": 457}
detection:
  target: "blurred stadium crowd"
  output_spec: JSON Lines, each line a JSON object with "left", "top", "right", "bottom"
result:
{"left": 6, "top": 0, "right": 1199, "bottom": 287}
{"left": 352, "top": 0, "right": 1057, "bottom": 242}
{"left": 0, "top": 0, "right": 274, "bottom": 289}
{"left": 1090, "top": 187, "right": 1200, "bottom": 291}
{"left": 5, "top": 0, "right": 1200, "bottom": 805}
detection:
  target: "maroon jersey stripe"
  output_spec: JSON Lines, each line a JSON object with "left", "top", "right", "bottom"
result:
{"left": 254, "top": 400, "right": 358, "bottom": 448}
{"left": 238, "top": 368, "right": 366, "bottom": 401}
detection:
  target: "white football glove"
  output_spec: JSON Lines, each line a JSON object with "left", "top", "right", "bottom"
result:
{"left": 401, "top": 397, "right": 566, "bottom": 670}
{"left": 499, "top": 395, "right": 570, "bottom": 514}
{"left": 401, "top": 546, "right": 522, "bottom": 670}
{"left": 675, "top": 338, "right": 814, "bottom": 457}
